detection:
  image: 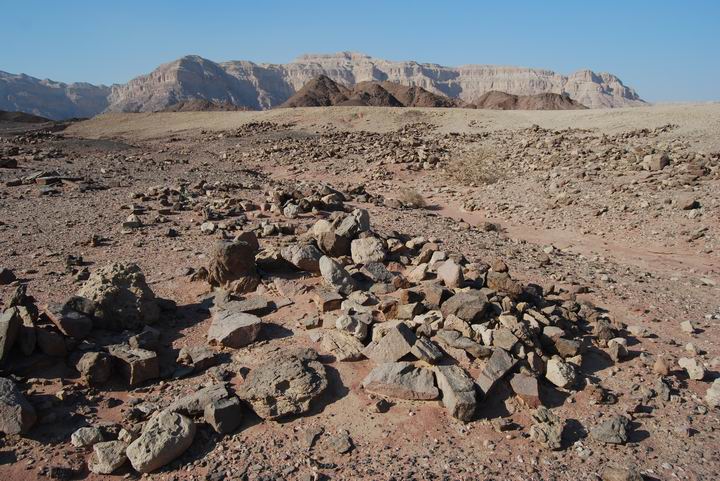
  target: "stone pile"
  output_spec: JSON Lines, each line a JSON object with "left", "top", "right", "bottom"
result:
{"left": 241, "top": 123, "right": 449, "bottom": 171}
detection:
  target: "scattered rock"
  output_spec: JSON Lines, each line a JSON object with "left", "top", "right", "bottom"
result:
{"left": 434, "top": 364, "right": 476, "bottom": 421}
{"left": 167, "top": 384, "right": 231, "bottom": 416}
{"left": 70, "top": 426, "right": 104, "bottom": 448}
{"left": 436, "top": 259, "right": 464, "bottom": 288}
{"left": 510, "top": 372, "right": 541, "bottom": 407}
{"left": 590, "top": 415, "right": 629, "bottom": 444}
{"left": 0, "top": 308, "right": 21, "bottom": 362}
{"left": 363, "top": 323, "right": 416, "bottom": 364}
{"left": 0, "top": 377, "right": 36, "bottom": 435}
{"left": 600, "top": 464, "right": 644, "bottom": 481}
{"left": 76, "top": 351, "right": 113, "bottom": 385}
{"left": 207, "top": 310, "right": 262, "bottom": 348}
{"left": 329, "top": 430, "right": 354, "bottom": 454}
{"left": 45, "top": 301, "right": 93, "bottom": 338}
{"left": 528, "top": 406, "right": 564, "bottom": 450}
{"left": 88, "top": 440, "right": 128, "bottom": 474}
{"left": 350, "top": 236, "right": 386, "bottom": 264}
{"left": 319, "top": 256, "right": 357, "bottom": 295}
{"left": 321, "top": 330, "right": 365, "bottom": 361}
{"left": 126, "top": 410, "right": 196, "bottom": 473}
{"left": 204, "top": 396, "right": 243, "bottom": 434}
{"left": 545, "top": 357, "right": 577, "bottom": 388}
{"left": 410, "top": 336, "right": 443, "bottom": 364}
{"left": 705, "top": 379, "right": 720, "bottom": 408}
{"left": 678, "top": 357, "right": 706, "bottom": 380}
{"left": 476, "top": 348, "right": 516, "bottom": 395}
{"left": 108, "top": 344, "right": 160, "bottom": 386}
{"left": 282, "top": 244, "right": 324, "bottom": 272}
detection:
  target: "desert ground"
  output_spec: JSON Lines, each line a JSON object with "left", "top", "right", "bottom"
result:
{"left": 1, "top": 104, "right": 719, "bottom": 481}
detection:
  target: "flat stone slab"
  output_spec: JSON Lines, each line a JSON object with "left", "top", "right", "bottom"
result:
{"left": 207, "top": 310, "right": 262, "bottom": 348}
{"left": 321, "top": 330, "right": 365, "bottom": 361}
{"left": 362, "top": 362, "right": 439, "bottom": 400}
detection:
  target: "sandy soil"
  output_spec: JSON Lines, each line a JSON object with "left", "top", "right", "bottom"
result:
{"left": 1, "top": 104, "right": 719, "bottom": 481}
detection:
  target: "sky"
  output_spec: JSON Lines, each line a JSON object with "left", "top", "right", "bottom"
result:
{"left": 2, "top": 0, "right": 719, "bottom": 102}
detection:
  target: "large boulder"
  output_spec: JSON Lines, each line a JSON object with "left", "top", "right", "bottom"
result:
{"left": 236, "top": 348, "right": 327, "bottom": 420}
{"left": 440, "top": 292, "right": 488, "bottom": 323}
{"left": 0, "top": 377, "right": 36, "bottom": 435}
{"left": 107, "top": 344, "right": 159, "bottom": 386}
{"left": 76, "top": 351, "right": 113, "bottom": 385}
{"left": 281, "top": 244, "right": 324, "bottom": 273}
{"left": 77, "top": 263, "right": 160, "bottom": 330}
{"left": 0, "top": 308, "right": 21, "bottom": 362}
{"left": 319, "top": 256, "right": 358, "bottom": 295}
{"left": 207, "top": 240, "right": 260, "bottom": 295}
{"left": 434, "top": 365, "right": 476, "bottom": 421}
{"left": 350, "top": 237, "right": 386, "bottom": 264}
{"left": 207, "top": 311, "right": 262, "bottom": 348}
{"left": 335, "top": 208, "right": 370, "bottom": 238}
{"left": 436, "top": 259, "right": 464, "bottom": 288}
{"left": 45, "top": 301, "right": 93, "bottom": 339}
{"left": 362, "top": 362, "right": 439, "bottom": 400}
{"left": 126, "top": 410, "right": 196, "bottom": 473}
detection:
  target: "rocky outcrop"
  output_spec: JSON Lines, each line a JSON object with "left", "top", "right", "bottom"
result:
{"left": 236, "top": 348, "right": 328, "bottom": 420}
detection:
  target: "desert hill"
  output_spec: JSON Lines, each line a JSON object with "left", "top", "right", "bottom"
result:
{"left": 472, "top": 90, "right": 587, "bottom": 110}
{"left": 280, "top": 76, "right": 454, "bottom": 108}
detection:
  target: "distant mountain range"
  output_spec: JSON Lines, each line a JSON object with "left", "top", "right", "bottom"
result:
{"left": 0, "top": 52, "right": 645, "bottom": 119}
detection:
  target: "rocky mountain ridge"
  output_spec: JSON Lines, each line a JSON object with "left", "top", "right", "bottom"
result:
{"left": 0, "top": 71, "right": 110, "bottom": 120}
{"left": 1, "top": 52, "right": 644, "bottom": 119}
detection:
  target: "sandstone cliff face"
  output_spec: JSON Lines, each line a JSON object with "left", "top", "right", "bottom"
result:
{"left": 1, "top": 52, "right": 644, "bottom": 119}
{"left": 0, "top": 71, "right": 110, "bottom": 120}
{"left": 107, "top": 52, "right": 644, "bottom": 112}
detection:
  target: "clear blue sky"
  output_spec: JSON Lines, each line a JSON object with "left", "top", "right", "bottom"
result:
{"left": 3, "top": 0, "right": 719, "bottom": 102}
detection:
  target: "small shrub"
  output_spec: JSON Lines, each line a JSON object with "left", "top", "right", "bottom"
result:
{"left": 447, "top": 148, "right": 504, "bottom": 185}
{"left": 397, "top": 188, "right": 427, "bottom": 209}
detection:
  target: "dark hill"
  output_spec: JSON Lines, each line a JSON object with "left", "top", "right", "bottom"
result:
{"left": 472, "top": 91, "right": 587, "bottom": 110}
